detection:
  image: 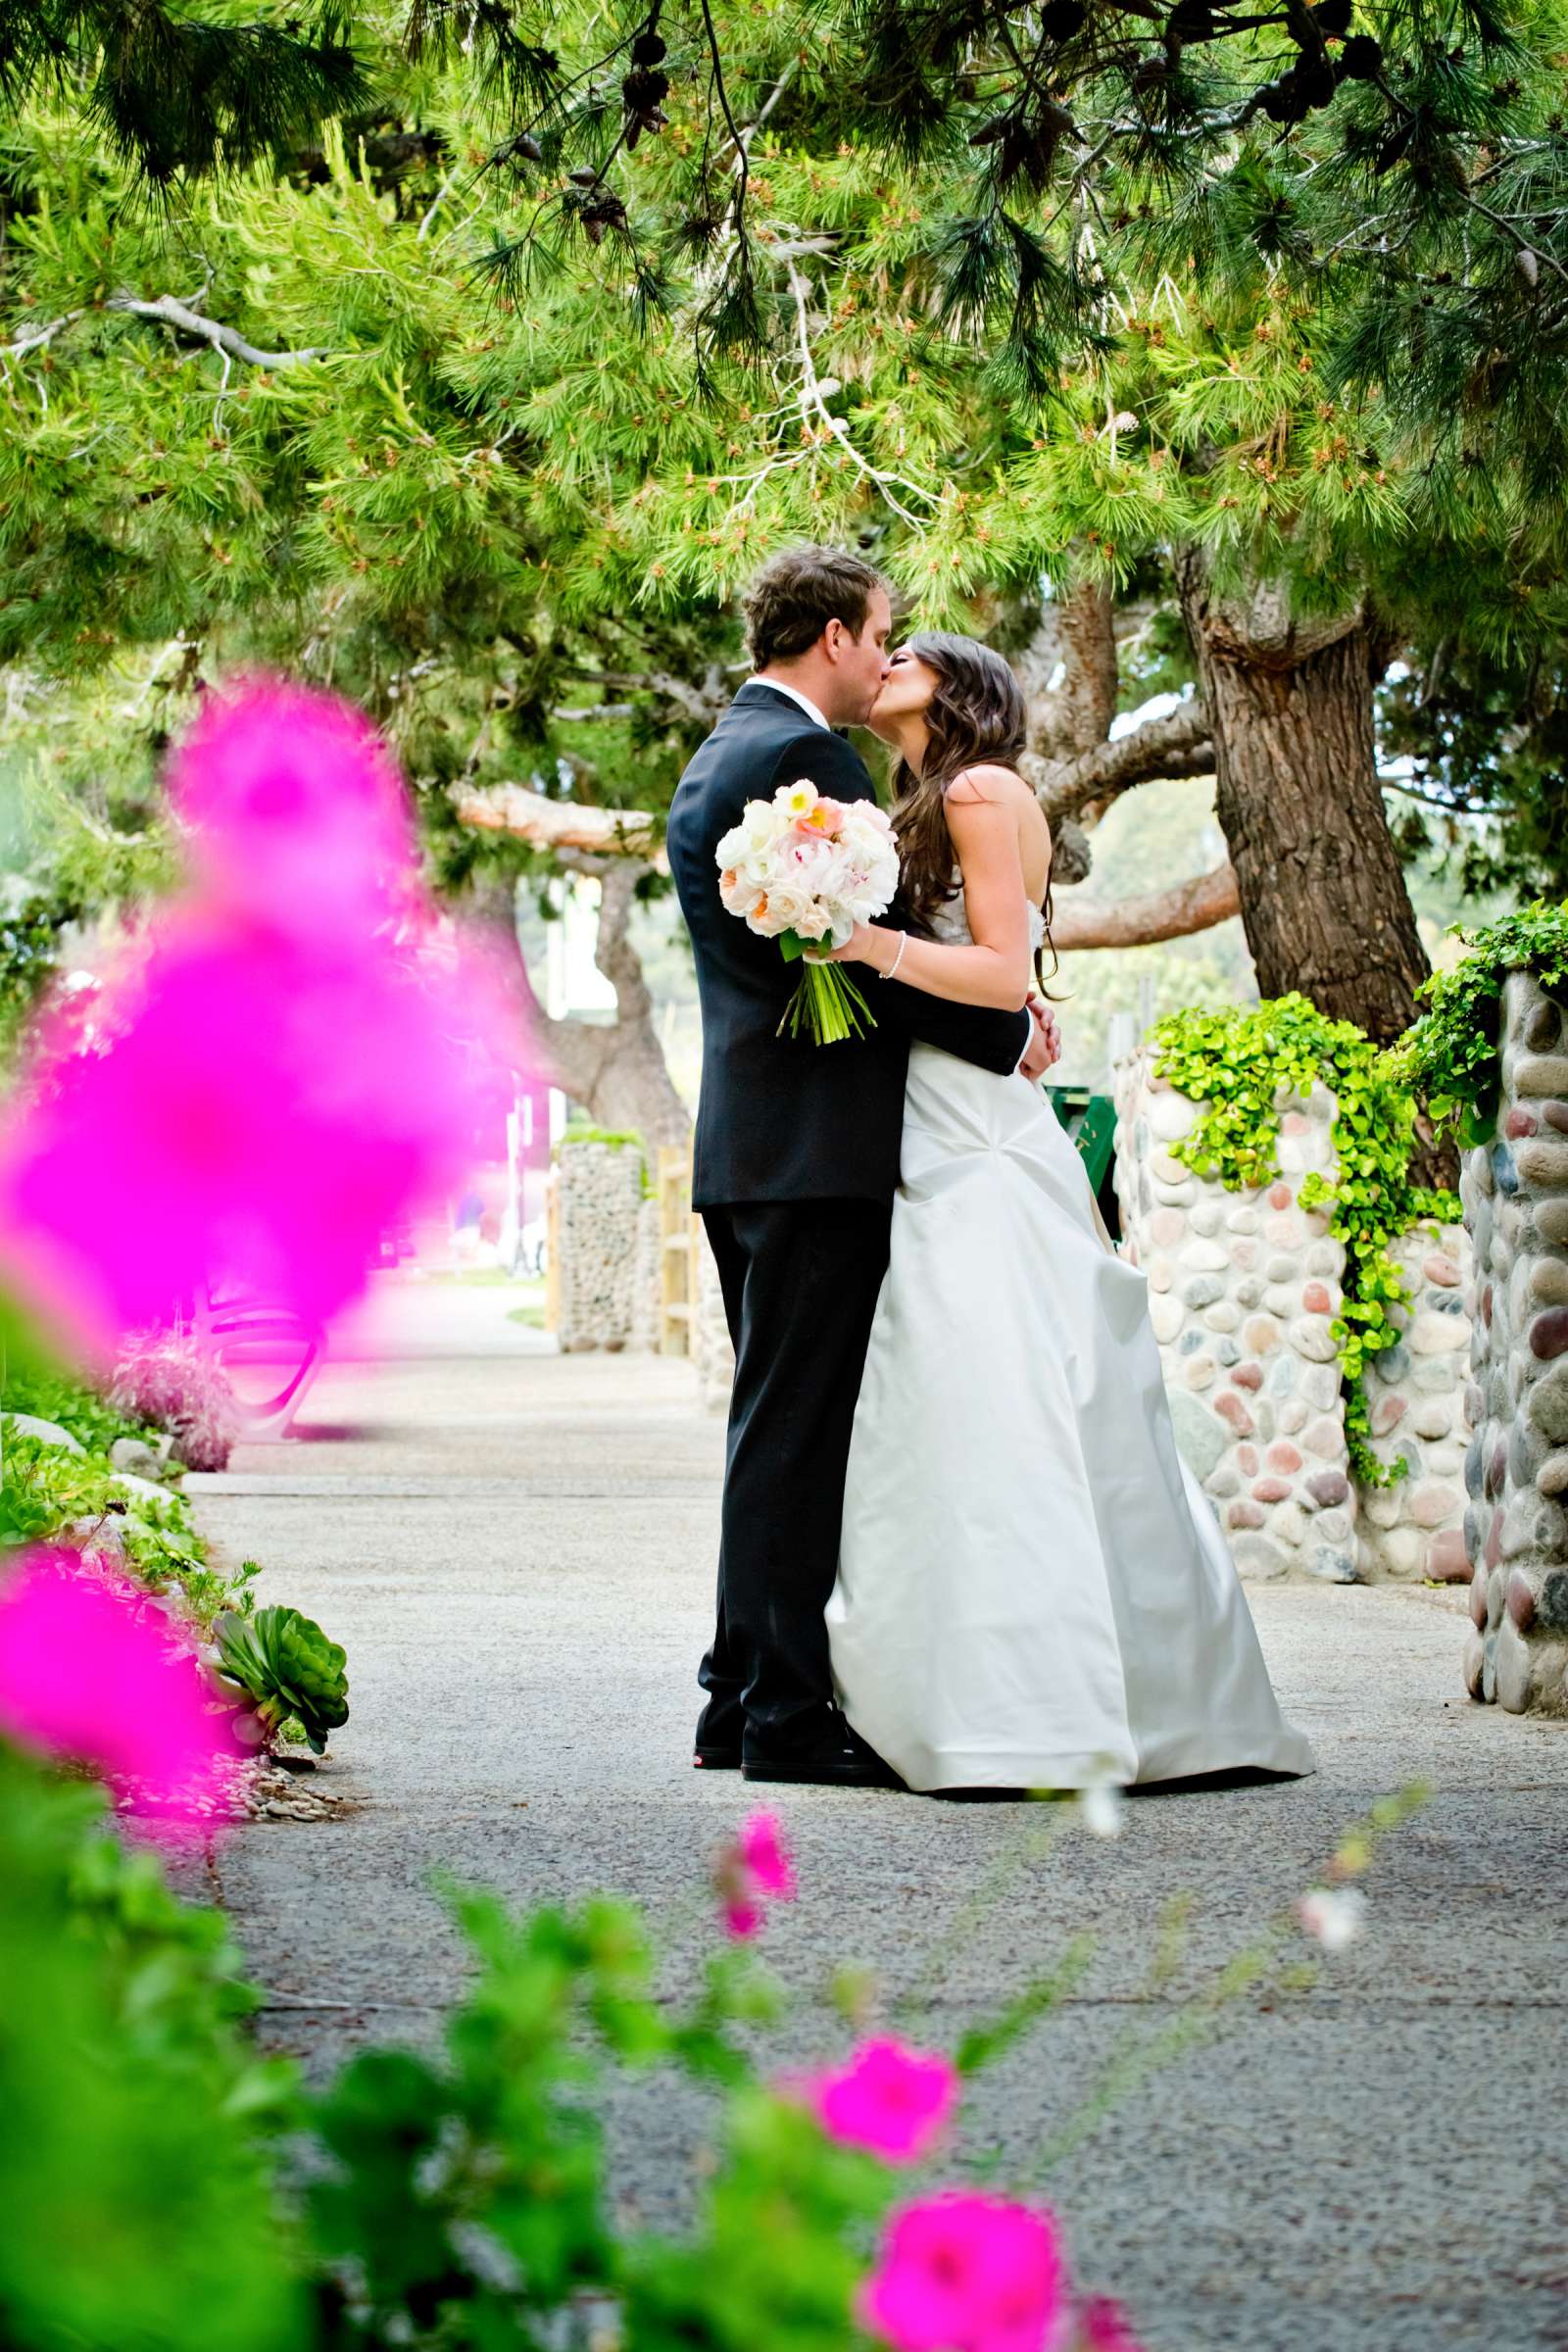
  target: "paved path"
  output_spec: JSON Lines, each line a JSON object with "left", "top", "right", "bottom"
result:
{"left": 193, "top": 1280, "right": 1568, "bottom": 2352}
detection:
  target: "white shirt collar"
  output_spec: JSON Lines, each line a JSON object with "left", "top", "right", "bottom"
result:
{"left": 747, "top": 675, "right": 829, "bottom": 731}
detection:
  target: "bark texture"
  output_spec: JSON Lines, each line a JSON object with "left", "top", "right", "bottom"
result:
{"left": 1174, "top": 552, "right": 1429, "bottom": 1046}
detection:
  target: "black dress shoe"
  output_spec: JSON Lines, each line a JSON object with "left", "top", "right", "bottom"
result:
{"left": 693, "top": 1743, "right": 743, "bottom": 1770}
{"left": 742, "top": 1724, "right": 903, "bottom": 1788}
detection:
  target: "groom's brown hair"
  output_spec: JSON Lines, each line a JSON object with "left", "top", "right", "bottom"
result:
{"left": 743, "top": 546, "right": 889, "bottom": 668}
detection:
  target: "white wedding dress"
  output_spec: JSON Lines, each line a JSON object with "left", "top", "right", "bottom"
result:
{"left": 827, "top": 889, "right": 1316, "bottom": 1794}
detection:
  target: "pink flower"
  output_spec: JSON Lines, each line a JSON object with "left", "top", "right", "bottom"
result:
{"left": 722, "top": 1896, "right": 762, "bottom": 1941}
{"left": 739, "top": 1808, "right": 797, "bottom": 1899}
{"left": 0, "top": 1547, "right": 241, "bottom": 1835}
{"left": 0, "top": 905, "right": 524, "bottom": 1360}
{"left": 811, "top": 2036, "right": 957, "bottom": 2164}
{"left": 1077, "top": 2296, "right": 1146, "bottom": 2352}
{"left": 859, "top": 2191, "right": 1068, "bottom": 2352}
{"left": 168, "top": 679, "right": 420, "bottom": 937}
{"left": 712, "top": 1808, "right": 797, "bottom": 1939}
{"left": 794, "top": 799, "right": 846, "bottom": 839}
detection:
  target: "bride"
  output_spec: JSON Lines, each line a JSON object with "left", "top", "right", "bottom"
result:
{"left": 823, "top": 632, "right": 1315, "bottom": 1794}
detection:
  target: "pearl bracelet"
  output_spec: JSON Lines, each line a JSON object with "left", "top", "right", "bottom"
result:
{"left": 882, "top": 933, "right": 908, "bottom": 983}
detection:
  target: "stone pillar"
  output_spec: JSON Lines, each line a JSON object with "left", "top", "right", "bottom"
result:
{"left": 1461, "top": 972, "right": 1568, "bottom": 1714}
{"left": 691, "top": 1224, "right": 736, "bottom": 1415}
{"left": 553, "top": 1140, "right": 644, "bottom": 1352}
{"left": 1352, "top": 1224, "right": 1473, "bottom": 1583}
{"left": 1113, "top": 1051, "right": 1355, "bottom": 1582}
{"left": 630, "top": 1196, "right": 662, "bottom": 1352}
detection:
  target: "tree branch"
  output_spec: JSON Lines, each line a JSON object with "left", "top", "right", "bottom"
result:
{"left": 5, "top": 294, "right": 328, "bottom": 369}
{"left": 451, "top": 782, "right": 659, "bottom": 859}
{"left": 553, "top": 662, "right": 728, "bottom": 724}
{"left": 104, "top": 293, "right": 328, "bottom": 368}
{"left": 1051, "top": 862, "right": 1240, "bottom": 951}
{"left": 1022, "top": 701, "right": 1213, "bottom": 825}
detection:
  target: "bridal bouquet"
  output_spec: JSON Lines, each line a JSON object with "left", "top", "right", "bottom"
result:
{"left": 716, "top": 779, "right": 902, "bottom": 1045}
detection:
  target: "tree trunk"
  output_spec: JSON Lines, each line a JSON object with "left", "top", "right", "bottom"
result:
{"left": 460, "top": 869, "right": 692, "bottom": 1151}
{"left": 1174, "top": 551, "right": 1429, "bottom": 1047}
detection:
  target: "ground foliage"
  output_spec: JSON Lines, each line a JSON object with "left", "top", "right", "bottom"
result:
{"left": 0, "top": 1725, "right": 1425, "bottom": 2352}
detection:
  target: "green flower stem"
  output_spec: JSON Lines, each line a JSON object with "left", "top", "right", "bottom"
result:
{"left": 777, "top": 936, "right": 876, "bottom": 1045}
{"left": 1015, "top": 1783, "right": 1430, "bottom": 2188}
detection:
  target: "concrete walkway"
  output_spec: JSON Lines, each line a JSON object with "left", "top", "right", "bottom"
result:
{"left": 193, "top": 1279, "right": 1568, "bottom": 2352}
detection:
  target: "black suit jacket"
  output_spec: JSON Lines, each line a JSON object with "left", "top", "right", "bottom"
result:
{"left": 666, "top": 681, "right": 1031, "bottom": 1208}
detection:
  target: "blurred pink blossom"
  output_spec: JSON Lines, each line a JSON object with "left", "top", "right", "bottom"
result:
{"left": 809, "top": 2036, "right": 957, "bottom": 2164}
{"left": 168, "top": 678, "right": 420, "bottom": 935}
{"left": 0, "top": 905, "right": 525, "bottom": 1360}
{"left": 739, "top": 1808, "right": 796, "bottom": 1900}
{"left": 0, "top": 1547, "right": 241, "bottom": 1835}
{"left": 1077, "top": 2296, "right": 1147, "bottom": 2352}
{"left": 858, "top": 2190, "right": 1068, "bottom": 2352}
{"left": 0, "top": 680, "right": 528, "bottom": 1360}
{"left": 713, "top": 1808, "right": 798, "bottom": 1941}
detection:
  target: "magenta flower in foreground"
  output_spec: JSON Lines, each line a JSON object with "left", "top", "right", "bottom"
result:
{"left": 811, "top": 2035, "right": 958, "bottom": 2164}
{"left": 0, "top": 1548, "right": 240, "bottom": 1833}
{"left": 1077, "top": 2295, "right": 1147, "bottom": 2352}
{"left": 713, "top": 1808, "right": 798, "bottom": 1940}
{"left": 722, "top": 1895, "right": 763, "bottom": 1941}
{"left": 859, "top": 2191, "right": 1068, "bottom": 2352}
{"left": 739, "top": 1808, "right": 797, "bottom": 1899}
{"left": 0, "top": 906, "right": 523, "bottom": 1358}
{"left": 168, "top": 678, "right": 419, "bottom": 936}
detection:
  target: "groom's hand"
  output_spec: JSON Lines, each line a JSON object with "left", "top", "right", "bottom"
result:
{"left": 1019, "top": 997, "right": 1061, "bottom": 1082}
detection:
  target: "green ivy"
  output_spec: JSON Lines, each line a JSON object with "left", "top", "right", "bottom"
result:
{"left": 1390, "top": 900, "right": 1568, "bottom": 1148}
{"left": 1152, "top": 995, "right": 1460, "bottom": 1489}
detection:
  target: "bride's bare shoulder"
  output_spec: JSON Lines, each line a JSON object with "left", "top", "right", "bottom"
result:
{"left": 947, "top": 762, "right": 1035, "bottom": 810}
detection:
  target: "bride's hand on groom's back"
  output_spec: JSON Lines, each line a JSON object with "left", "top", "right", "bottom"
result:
{"left": 1019, "top": 997, "right": 1061, "bottom": 1082}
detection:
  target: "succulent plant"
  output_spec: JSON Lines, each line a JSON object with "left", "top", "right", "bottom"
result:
{"left": 215, "top": 1605, "right": 349, "bottom": 1754}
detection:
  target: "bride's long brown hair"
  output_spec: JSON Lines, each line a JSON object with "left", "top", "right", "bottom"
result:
{"left": 888, "top": 630, "right": 1059, "bottom": 988}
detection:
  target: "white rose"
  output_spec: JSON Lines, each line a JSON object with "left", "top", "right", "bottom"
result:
{"left": 761, "top": 879, "right": 820, "bottom": 936}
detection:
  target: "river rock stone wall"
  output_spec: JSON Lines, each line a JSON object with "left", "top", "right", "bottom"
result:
{"left": 553, "top": 1140, "right": 645, "bottom": 1352}
{"left": 692, "top": 1227, "right": 737, "bottom": 1414}
{"left": 1113, "top": 1052, "right": 1356, "bottom": 1583}
{"left": 1462, "top": 971, "right": 1568, "bottom": 1715}
{"left": 1353, "top": 1223, "right": 1473, "bottom": 1585}
{"left": 630, "top": 1197, "right": 662, "bottom": 1352}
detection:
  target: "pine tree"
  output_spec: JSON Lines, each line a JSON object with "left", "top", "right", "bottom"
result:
{"left": 3, "top": 3, "right": 1566, "bottom": 1087}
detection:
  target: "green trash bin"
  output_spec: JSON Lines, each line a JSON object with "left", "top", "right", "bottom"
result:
{"left": 1044, "top": 1084, "right": 1120, "bottom": 1239}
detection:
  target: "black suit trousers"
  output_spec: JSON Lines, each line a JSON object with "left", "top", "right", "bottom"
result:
{"left": 697, "top": 1197, "right": 894, "bottom": 1750}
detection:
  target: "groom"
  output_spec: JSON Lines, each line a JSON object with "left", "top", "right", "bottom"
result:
{"left": 666, "top": 547, "right": 1060, "bottom": 1787}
